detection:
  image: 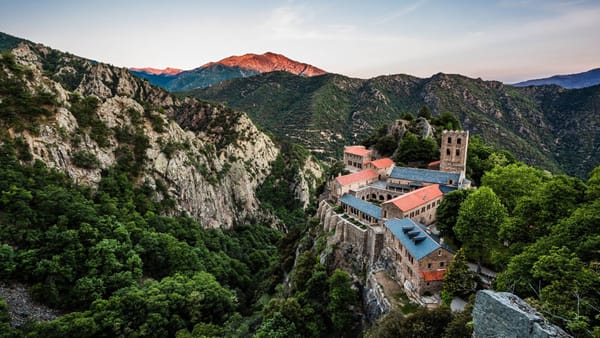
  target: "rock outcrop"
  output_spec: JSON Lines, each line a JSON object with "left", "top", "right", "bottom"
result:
{"left": 473, "top": 290, "right": 571, "bottom": 338}
{"left": 2, "top": 41, "right": 322, "bottom": 229}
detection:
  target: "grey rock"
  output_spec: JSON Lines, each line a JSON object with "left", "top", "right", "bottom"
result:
{"left": 473, "top": 290, "right": 571, "bottom": 338}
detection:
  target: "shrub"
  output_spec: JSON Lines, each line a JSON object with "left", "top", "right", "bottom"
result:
{"left": 72, "top": 150, "right": 100, "bottom": 169}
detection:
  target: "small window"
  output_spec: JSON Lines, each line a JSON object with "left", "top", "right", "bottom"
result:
{"left": 457, "top": 138, "right": 462, "bottom": 144}
{"left": 448, "top": 179, "right": 454, "bottom": 185}
{"left": 448, "top": 137, "right": 452, "bottom": 144}
{"left": 438, "top": 250, "right": 442, "bottom": 256}
{"left": 456, "top": 149, "right": 460, "bottom": 156}
{"left": 427, "top": 263, "right": 432, "bottom": 269}
{"left": 427, "top": 282, "right": 431, "bottom": 286}
{"left": 440, "top": 261, "right": 445, "bottom": 267}
{"left": 421, "top": 207, "right": 425, "bottom": 213}
{"left": 446, "top": 148, "right": 451, "bottom": 156}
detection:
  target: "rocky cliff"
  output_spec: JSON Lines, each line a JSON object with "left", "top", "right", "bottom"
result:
{"left": 0, "top": 39, "right": 322, "bottom": 229}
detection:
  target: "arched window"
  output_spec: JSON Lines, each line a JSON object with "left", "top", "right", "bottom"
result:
{"left": 457, "top": 138, "right": 462, "bottom": 144}
{"left": 446, "top": 148, "right": 450, "bottom": 155}
{"left": 447, "top": 137, "right": 452, "bottom": 144}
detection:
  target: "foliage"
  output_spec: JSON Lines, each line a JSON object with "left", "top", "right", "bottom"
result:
{"left": 454, "top": 186, "right": 507, "bottom": 269}
{"left": 481, "top": 163, "right": 547, "bottom": 212}
{"left": 0, "top": 142, "right": 286, "bottom": 335}
{"left": 71, "top": 150, "right": 100, "bottom": 169}
{"left": 327, "top": 269, "right": 358, "bottom": 332}
{"left": 417, "top": 105, "right": 432, "bottom": 120}
{"left": 394, "top": 132, "right": 439, "bottom": 165}
{"left": 368, "top": 307, "right": 453, "bottom": 338}
{"left": 69, "top": 94, "right": 111, "bottom": 147}
{"left": 435, "top": 189, "right": 473, "bottom": 245}
{"left": 431, "top": 112, "right": 461, "bottom": 131}
{"left": 0, "top": 52, "right": 56, "bottom": 133}
{"left": 441, "top": 248, "right": 476, "bottom": 305}
{"left": 466, "top": 135, "right": 516, "bottom": 186}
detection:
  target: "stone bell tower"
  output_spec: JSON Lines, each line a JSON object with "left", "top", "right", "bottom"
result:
{"left": 440, "top": 130, "right": 469, "bottom": 174}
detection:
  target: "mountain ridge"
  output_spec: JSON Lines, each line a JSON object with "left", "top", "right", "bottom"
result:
{"left": 513, "top": 68, "right": 600, "bottom": 89}
{"left": 130, "top": 52, "right": 326, "bottom": 91}
{"left": 192, "top": 71, "right": 600, "bottom": 179}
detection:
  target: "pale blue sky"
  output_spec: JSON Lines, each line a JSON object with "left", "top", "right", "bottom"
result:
{"left": 1, "top": 0, "right": 598, "bottom": 82}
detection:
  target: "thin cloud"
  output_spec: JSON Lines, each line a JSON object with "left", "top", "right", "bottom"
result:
{"left": 377, "top": 0, "right": 427, "bottom": 24}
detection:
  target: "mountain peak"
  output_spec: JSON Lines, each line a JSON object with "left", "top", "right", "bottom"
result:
{"left": 202, "top": 52, "right": 327, "bottom": 77}
{"left": 129, "top": 67, "right": 183, "bottom": 75}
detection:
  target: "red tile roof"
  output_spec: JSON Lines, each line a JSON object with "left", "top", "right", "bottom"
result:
{"left": 428, "top": 160, "right": 441, "bottom": 167}
{"left": 383, "top": 184, "right": 443, "bottom": 212}
{"left": 422, "top": 269, "right": 446, "bottom": 282}
{"left": 335, "top": 169, "right": 378, "bottom": 186}
{"left": 344, "top": 145, "right": 371, "bottom": 157}
{"left": 369, "top": 157, "right": 395, "bottom": 169}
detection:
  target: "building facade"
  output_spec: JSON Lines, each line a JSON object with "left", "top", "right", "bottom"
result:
{"left": 343, "top": 146, "right": 372, "bottom": 171}
{"left": 381, "top": 184, "right": 444, "bottom": 225}
{"left": 384, "top": 218, "right": 454, "bottom": 296}
{"left": 440, "top": 130, "right": 469, "bottom": 174}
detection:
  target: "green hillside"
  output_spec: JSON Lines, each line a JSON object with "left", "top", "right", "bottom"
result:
{"left": 192, "top": 71, "right": 600, "bottom": 178}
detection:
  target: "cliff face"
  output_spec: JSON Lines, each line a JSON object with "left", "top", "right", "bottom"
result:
{"left": 1, "top": 41, "right": 322, "bottom": 228}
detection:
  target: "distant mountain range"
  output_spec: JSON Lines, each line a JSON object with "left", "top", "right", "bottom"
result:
{"left": 130, "top": 52, "right": 326, "bottom": 91}
{"left": 513, "top": 68, "right": 600, "bottom": 89}
{"left": 191, "top": 71, "right": 600, "bottom": 179}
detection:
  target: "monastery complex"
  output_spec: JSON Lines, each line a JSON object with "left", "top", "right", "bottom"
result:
{"left": 318, "top": 130, "right": 471, "bottom": 305}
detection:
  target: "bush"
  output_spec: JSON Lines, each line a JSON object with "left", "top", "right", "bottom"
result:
{"left": 71, "top": 150, "right": 100, "bottom": 169}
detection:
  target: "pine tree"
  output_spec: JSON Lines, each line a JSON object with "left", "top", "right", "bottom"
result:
{"left": 441, "top": 248, "right": 475, "bottom": 306}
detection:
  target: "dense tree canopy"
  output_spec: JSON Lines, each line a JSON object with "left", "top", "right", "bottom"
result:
{"left": 455, "top": 186, "right": 507, "bottom": 270}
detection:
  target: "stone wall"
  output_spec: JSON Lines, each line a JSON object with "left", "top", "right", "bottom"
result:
{"left": 473, "top": 290, "right": 571, "bottom": 338}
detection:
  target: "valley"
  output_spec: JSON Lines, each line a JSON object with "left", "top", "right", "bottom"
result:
{"left": 0, "top": 29, "right": 599, "bottom": 337}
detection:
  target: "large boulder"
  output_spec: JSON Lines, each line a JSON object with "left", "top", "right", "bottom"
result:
{"left": 473, "top": 290, "right": 571, "bottom": 338}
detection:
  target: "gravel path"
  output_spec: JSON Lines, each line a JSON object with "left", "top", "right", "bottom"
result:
{"left": 0, "top": 282, "right": 61, "bottom": 328}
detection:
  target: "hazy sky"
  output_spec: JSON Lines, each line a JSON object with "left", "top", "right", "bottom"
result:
{"left": 1, "top": 0, "right": 599, "bottom": 82}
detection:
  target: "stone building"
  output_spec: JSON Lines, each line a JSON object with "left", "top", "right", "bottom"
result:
{"left": 323, "top": 129, "right": 472, "bottom": 303}
{"left": 381, "top": 184, "right": 443, "bottom": 225}
{"left": 343, "top": 145, "right": 372, "bottom": 171}
{"left": 366, "top": 157, "right": 395, "bottom": 179}
{"left": 440, "top": 130, "right": 469, "bottom": 174}
{"left": 384, "top": 218, "right": 454, "bottom": 296}
{"left": 330, "top": 169, "right": 379, "bottom": 199}
{"left": 339, "top": 194, "right": 382, "bottom": 225}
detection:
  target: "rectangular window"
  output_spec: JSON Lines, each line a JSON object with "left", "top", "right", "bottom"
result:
{"left": 456, "top": 149, "right": 460, "bottom": 156}
{"left": 427, "top": 263, "right": 432, "bottom": 269}
{"left": 440, "top": 262, "right": 445, "bottom": 267}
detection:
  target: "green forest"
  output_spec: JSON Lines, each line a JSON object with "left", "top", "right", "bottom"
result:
{"left": 0, "top": 136, "right": 364, "bottom": 337}
{"left": 363, "top": 118, "right": 600, "bottom": 337}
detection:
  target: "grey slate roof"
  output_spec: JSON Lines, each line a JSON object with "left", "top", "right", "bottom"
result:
{"left": 385, "top": 218, "right": 443, "bottom": 260}
{"left": 389, "top": 167, "right": 461, "bottom": 186}
{"left": 339, "top": 194, "right": 382, "bottom": 220}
